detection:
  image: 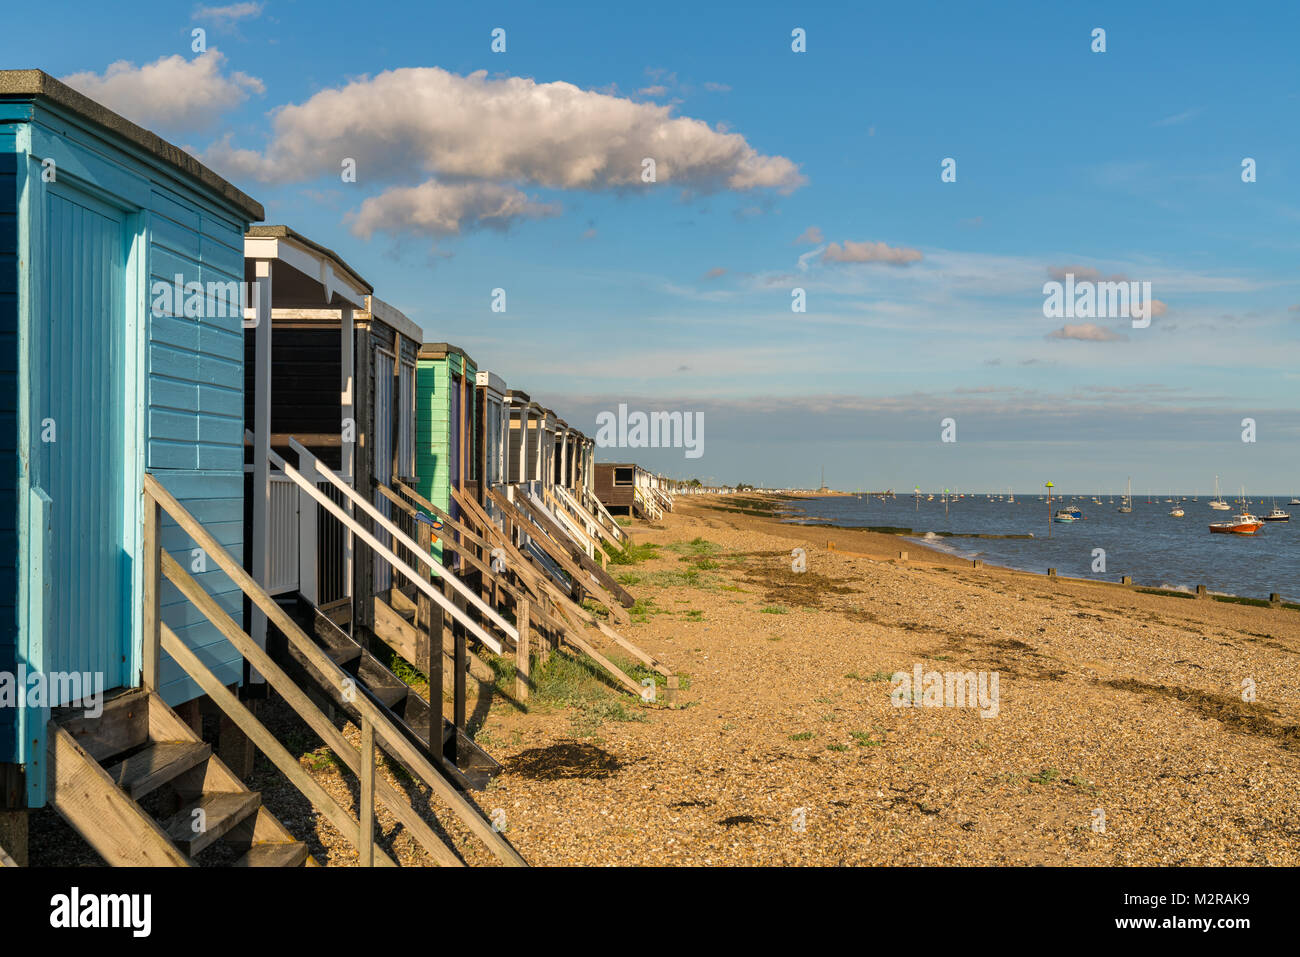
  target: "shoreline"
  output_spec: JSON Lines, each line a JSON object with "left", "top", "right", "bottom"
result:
{"left": 772, "top": 494, "right": 1297, "bottom": 606}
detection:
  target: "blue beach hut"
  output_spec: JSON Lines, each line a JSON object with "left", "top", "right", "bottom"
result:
{"left": 0, "top": 71, "right": 264, "bottom": 816}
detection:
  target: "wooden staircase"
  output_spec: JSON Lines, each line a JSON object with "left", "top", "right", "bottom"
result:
{"left": 275, "top": 595, "right": 501, "bottom": 791}
{"left": 47, "top": 688, "right": 311, "bottom": 867}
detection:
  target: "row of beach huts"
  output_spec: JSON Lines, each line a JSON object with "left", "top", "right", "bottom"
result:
{"left": 0, "top": 70, "right": 679, "bottom": 867}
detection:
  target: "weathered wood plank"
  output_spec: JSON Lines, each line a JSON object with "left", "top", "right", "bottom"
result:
{"left": 159, "top": 620, "right": 398, "bottom": 867}
{"left": 46, "top": 723, "right": 190, "bottom": 866}
{"left": 148, "top": 530, "right": 478, "bottom": 865}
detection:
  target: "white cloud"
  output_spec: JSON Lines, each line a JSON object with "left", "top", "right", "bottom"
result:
{"left": 348, "top": 180, "right": 560, "bottom": 239}
{"left": 1047, "top": 323, "right": 1127, "bottom": 342}
{"left": 62, "top": 50, "right": 263, "bottom": 132}
{"left": 795, "top": 225, "right": 823, "bottom": 245}
{"left": 204, "top": 67, "right": 804, "bottom": 194}
{"left": 822, "top": 240, "right": 923, "bottom": 266}
{"left": 193, "top": 2, "right": 263, "bottom": 23}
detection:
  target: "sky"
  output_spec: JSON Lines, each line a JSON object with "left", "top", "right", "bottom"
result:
{"left": 5, "top": 1, "right": 1298, "bottom": 492}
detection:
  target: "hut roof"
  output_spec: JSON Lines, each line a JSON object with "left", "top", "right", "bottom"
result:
{"left": 419, "top": 342, "right": 475, "bottom": 366}
{"left": 363, "top": 295, "right": 422, "bottom": 343}
{"left": 0, "top": 69, "right": 263, "bottom": 221}
{"left": 247, "top": 225, "right": 372, "bottom": 297}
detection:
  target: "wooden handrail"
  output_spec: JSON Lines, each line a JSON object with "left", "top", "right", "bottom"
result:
{"left": 143, "top": 473, "right": 525, "bottom": 866}
{"left": 159, "top": 618, "right": 398, "bottom": 867}
{"left": 158, "top": 549, "right": 462, "bottom": 866}
{"left": 552, "top": 485, "right": 621, "bottom": 549}
{"left": 285, "top": 436, "right": 517, "bottom": 645}
{"left": 245, "top": 435, "right": 509, "bottom": 655}
{"left": 451, "top": 486, "right": 668, "bottom": 698}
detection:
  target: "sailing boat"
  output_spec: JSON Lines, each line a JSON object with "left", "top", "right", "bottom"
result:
{"left": 1209, "top": 475, "right": 1230, "bottom": 510}
{"left": 1117, "top": 477, "right": 1132, "bottom": 513}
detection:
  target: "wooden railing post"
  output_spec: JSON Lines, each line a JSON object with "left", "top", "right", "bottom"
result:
{"left": 515, "top": 598, "right": 530, "bottom": 702}
{"left": 142, "top": 489, "right": 162, "bottom": 691}
{"left": 359, "top": 715, "right": 375, "bottom": 867}
{"left": 415, "top": 520, "right": 441, "bottom": 753}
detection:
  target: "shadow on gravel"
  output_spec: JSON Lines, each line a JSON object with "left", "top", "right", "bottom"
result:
{"left": 506, "top": 741, "right": 640, "bottom": 780}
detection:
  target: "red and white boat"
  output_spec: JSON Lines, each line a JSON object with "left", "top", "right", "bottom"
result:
{"left": 1209, "top": 489, "right": 1264, "bottom": 534}
{"left": 1209, "top": 512, "right": 1264, "bottom": 534}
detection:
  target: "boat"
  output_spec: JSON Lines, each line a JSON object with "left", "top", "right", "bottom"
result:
{"left": 1209, "top": 488, "right": 1264, "bottom": 534}
{"left": 1263, "top": 501, "right": 1290, "bottom": 522}
{"left": 1289, "top": 496, "right": 1300, "bottom": 506}
{"left": 1169, "top": 505, "right": 1184, "bottom": 517}
{"left": 1210, "top": 511, "right": 1264, "bottom": 534}
{"left": 1117, "top": 477, "right": 1133, "bottom": 513}
{"left": 1209, "top": 475, "right": 1230, "bottom": 510}
{"left": 1054, "top": 505, "right": 1083, "bottom": 523}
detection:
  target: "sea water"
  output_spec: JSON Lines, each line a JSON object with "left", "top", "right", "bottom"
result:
{"left": 781, "top": 494, "right": 1299, "bottom": 603}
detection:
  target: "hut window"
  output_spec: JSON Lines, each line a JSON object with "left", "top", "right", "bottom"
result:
{"left": 614, "top": 467, "right": 634, "bottom": 486}
{"left": 398, "top": 359, "right": 416, "bottom": 477}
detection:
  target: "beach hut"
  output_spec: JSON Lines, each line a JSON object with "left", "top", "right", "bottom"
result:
{"left": 539, "top": 408, "right": 559, "bottom": 491}
{"left": 0, "top": 72, "right": 263, "bottom": 832}
{"left": 476, "top": 370, "right": 509, "bottom": 492}
{"left": 352, "top": 295, "right": 422, "bottom": 601}
{"left": 414, "top": 343, "right": 477, "bottom": 561}
{"left": 595, "top": 463, "right": 639, "bottom": 516}
{"left": 241, "top": 225, "right": 371, "bottom": 627}
{"left": 505, "top": 390, "right": 532, "bottom": 485}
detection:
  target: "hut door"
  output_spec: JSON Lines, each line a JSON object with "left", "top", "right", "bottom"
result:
{"left": 373, "top": 348, "right": 395, "bottom": 592}
{"left": 30, "top": 186, "right": 130, "bottom": 698}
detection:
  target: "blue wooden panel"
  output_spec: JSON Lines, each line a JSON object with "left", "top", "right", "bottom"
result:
{"left": 33, "top": 184, "right": 130, "bottom": 694}
{"left": 0, "top": 140, "right": 17, "bottom": 761}
{"left": 149, "top": 469, "right": 245, "bottom": 709}
{"left": 6, "top": 99, "right": 260, "bottom": 794}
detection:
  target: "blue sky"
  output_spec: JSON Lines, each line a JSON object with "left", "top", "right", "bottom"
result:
{"left": 6, "top": 0, "right": 1298, "bottom": 491}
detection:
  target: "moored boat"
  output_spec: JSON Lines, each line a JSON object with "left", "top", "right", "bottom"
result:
{"left": 1209, "top": 475, "right": 1230, "bottom": 510}
{"left": 1263, "top": 501, "right": 1290, "bottom": 522}
{"left": 1209, "top": 489, "right": 1264, "bottom": 534}
{"left": 1209, "top": 512, "right": 1264, "bottom": 534}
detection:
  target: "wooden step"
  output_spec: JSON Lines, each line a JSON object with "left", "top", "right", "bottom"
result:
{"left": 163, "top": 790, "right": 261, "bottom": 857}
{"left": 326, "top": 641, "right": 362, "bottom": 667}
{"left": 367, "top": 680, "right": 408, "bottom": 710}
{"left": 103, "top": 741, "right": 212, "bottom": 799}
{"left": 233, "top": 842, "right": 309, "bottom": 867}
{"left": 53, "top": 687, "right": 151, "bottom": 762}
{"left": 46, "top": 723, "right": 190, "bottom": 866}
